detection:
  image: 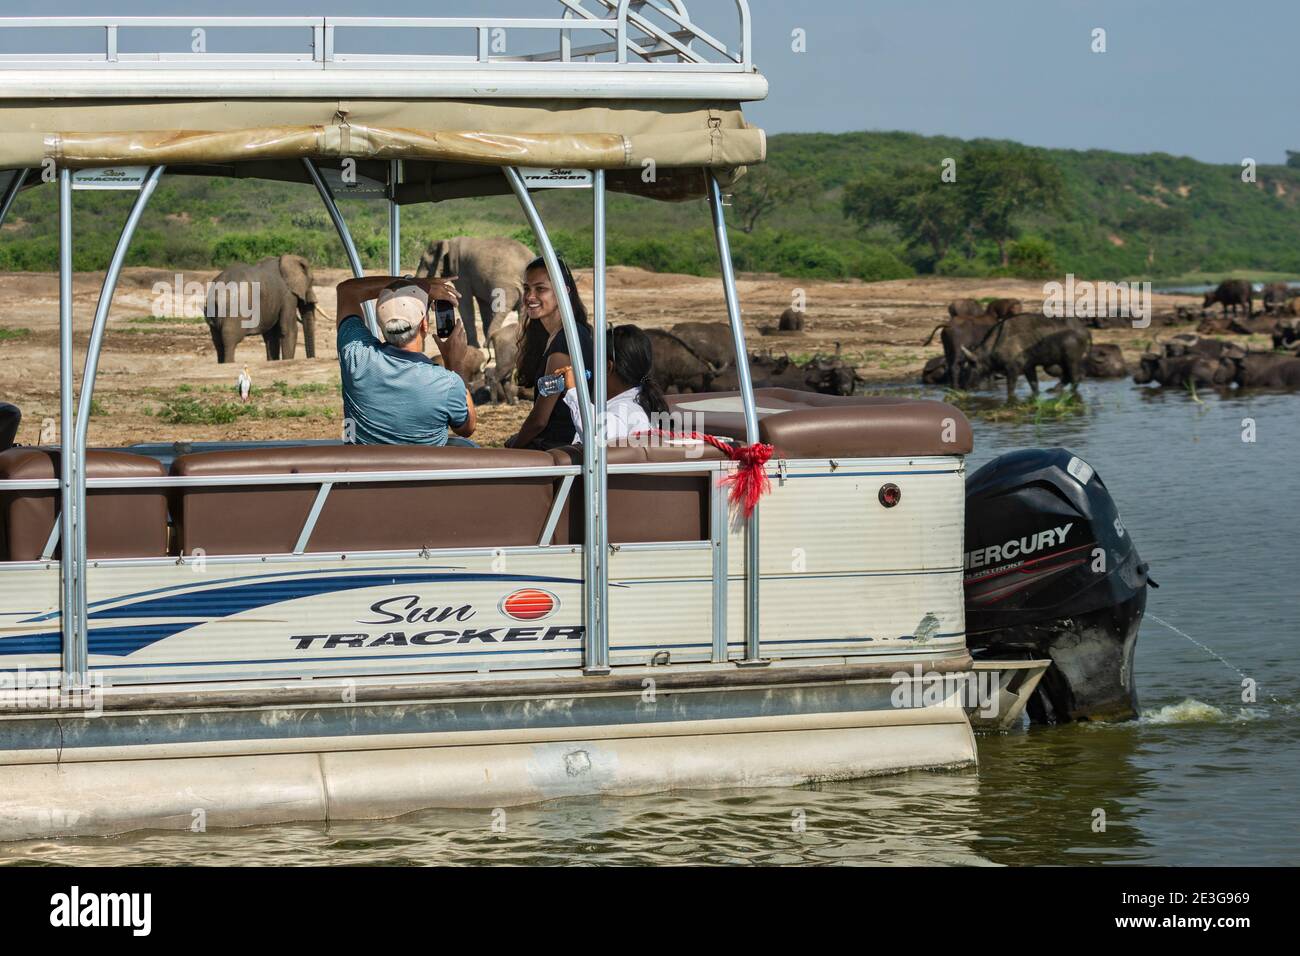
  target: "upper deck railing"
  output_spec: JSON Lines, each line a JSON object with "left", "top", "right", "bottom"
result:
{"left": 0, "top": 2, "right": 753, "bottom": 73}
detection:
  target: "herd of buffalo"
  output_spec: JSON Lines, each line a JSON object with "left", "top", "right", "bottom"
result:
{"left": 196, "top": 249, "right": 1300, "bottom": 403}
{"left": 919, "top": 284, "right": 1300, "bottom": 399}
{"left": 491, "top": 311, "right": 862, "bottom": 403}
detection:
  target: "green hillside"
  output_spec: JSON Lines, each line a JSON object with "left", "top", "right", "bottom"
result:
{"left": 3, "top": 130, "right": 1299, "bottom": 282}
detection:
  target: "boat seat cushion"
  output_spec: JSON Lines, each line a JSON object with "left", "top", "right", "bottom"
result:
{"left": 0, "top": 448, "right": 168, "bottom": 561}
{"left": 170, "top": 444, "right": 559, "bottom": 556}
{"left": 666, "top": 388, "right": 973, "bottom": 458}
{"left": 548, "top": 443, "right": 725, "bottom": 544}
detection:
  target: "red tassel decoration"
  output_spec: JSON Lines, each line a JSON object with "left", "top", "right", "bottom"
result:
{"left": 633, "top": 429, "right": 774, "bottom": 519}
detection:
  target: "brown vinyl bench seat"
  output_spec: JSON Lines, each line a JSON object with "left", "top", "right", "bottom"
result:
{"left": 665, "top": 388, "right": 973, "bottom": 458}
{"left": 169, "top": 444, "right": 560, "bottom": 556}
{"left": 548, "top": 442, "right": 727, "bottom": 544}
{"left": 0, "top": 447, "right": 168, "bottom": 561}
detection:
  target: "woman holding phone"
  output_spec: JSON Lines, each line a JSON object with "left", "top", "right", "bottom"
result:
{"left": 504, "top": 257, "right": 594, "bottom": 450}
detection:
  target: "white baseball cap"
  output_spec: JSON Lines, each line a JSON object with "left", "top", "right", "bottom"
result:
{"left": 376, "top": 283, "right": 430, "bottom": 337}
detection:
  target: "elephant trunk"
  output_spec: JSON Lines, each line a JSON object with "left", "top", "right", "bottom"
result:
{"left": 301, "top": 304, "right": 318, "bottom": 359}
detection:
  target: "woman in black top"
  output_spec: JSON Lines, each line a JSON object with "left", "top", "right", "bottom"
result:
{"left": 505, "top": 257, "right": 595, "bottom": 450}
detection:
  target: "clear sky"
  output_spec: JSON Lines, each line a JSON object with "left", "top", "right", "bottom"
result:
{"left": 0, "top": 0, "right": 1294, "bottom": 165}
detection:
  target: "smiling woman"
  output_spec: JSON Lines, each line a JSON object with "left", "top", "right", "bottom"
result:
{"left": 505, "top": 257, "right": 593, "bottom": 450}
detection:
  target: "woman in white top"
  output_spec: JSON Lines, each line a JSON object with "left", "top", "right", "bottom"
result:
{"left": 560, "top": 324, "right": 670, "bottom": 444}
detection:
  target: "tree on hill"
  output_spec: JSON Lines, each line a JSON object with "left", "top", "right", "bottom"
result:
{"left": 841, "top": 167, "right": 965, "bottom": 267}
{"left": 842, "top": 145, "right": 1064, "bottom": 272}
{"left": 728, "top": 166, "right": 814, "bottom": 234}
{"left": 960, "top": 143, "right": 1065, "bottom": 267}
{"left": 1120, "top": 204, "right": 1191, "bottom": 268}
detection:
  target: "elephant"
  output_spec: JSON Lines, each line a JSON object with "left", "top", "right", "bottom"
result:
{"left": 984, "top": 298, "right": 1022, "bottom": 319}
{"left": 204, "top": 255, "right": 319, "bottom": 364}
{"left": 778, "top": 307, "right": 806, "bottom": 331}
{"left": 415, "top": 236, "right": 535, "bottom": 349}
{"left": 485, "top": 311, "right": 522, "bottom": 405}
{"left": 947, "top": 298, "right": 983, "bottom": 319}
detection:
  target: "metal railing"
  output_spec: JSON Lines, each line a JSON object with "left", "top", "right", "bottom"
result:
{"left": 0, "top": 3, "right": 752, "bottom": 71}
{"left": 0, "top": 159, "right": 762, "bottom": 680}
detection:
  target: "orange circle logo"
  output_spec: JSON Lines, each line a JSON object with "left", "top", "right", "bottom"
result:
{"left": 500, "top": 588, "right": 558, "bottom": 621}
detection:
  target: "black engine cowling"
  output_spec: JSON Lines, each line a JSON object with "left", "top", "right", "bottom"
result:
{"left": 964, "top": 448, "right": 1152, "bottom": 723}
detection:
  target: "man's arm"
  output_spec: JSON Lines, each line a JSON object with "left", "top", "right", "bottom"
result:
{"left": 452, "top": 387, "right": 477, "bottom": 439}
{"left": 335, "top": 276, "right": 395, "bottom": 330}
{"left": 334, "top": 275, "right": 460, "bottom": 330}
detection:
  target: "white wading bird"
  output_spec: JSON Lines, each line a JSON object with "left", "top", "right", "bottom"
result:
{"left": 237, "top": 365, "right": 252, "bottom": 403}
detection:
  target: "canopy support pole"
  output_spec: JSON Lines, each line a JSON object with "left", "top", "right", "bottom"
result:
{"left": 504, "top": 166, "right": 607, "bottom": 675}
{"left": 303, "top": 158, "right": 379, "bottom": 340}
{"left": 57, "top": 167, "right": 78, "bottom": 684}
{"left": 388, "top": 160, "right": 402, "bottom": 275}
{"left": 0, "top": 168, "right": 28, "bottom": 228}
{"left": 591, "top": 168, "right": 610, "bottom": 671}
{"left": 707, "top": 172, "right": 765, "bottom": 666}
{"left": 69, "top": 165, "right": 165, "bottom": 680}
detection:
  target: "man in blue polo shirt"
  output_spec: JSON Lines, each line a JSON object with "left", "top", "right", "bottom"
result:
{"left": 335, "top": 275, "right": 477, "bottom": 446}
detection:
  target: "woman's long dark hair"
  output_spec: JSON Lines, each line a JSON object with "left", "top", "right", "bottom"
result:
{"left": 524, "top": 255, "right": 588, "bottom": 327}
{"left": 610, "top": 324, "right": 668, "bottom": 418}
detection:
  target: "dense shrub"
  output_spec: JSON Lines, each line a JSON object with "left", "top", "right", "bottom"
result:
{"left": 1006, "top": 236, "right": 1060, "bottom": 278}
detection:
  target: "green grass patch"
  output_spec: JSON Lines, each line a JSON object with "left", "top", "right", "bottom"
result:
{"left": 0, "top": 327, "right": 32, "bottom": 341}
{"left": 941, "top": 388, "right": 1087, "bottom": 423}
{"left": 153, "top": 392, "right": 336, "bottom": 424}
{"left": 269, "top": 379, "right": 334, "bottom": 398}
{"left": 972, "top": 390, "right": 1088, "bottom": 423}
{"left": 155, "top": 398, "right": 251, "bottom": 425}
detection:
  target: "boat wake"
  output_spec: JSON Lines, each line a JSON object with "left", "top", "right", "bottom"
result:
{"left": 1139, "top": 698, "right": 1294, "bottom": 725}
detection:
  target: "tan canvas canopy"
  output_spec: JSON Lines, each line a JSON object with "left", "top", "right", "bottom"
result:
{"left": 0, "top": 7, "right": 769, "bottom": 201}
{"left": 0, "top": 97, "right": 764, "bottom": 201}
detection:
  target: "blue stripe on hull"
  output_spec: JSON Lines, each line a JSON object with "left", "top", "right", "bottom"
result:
{"left": 1, "top": 570, "right": 583, "bottom": 657}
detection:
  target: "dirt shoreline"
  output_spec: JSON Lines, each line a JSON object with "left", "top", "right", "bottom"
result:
{"left": 0, "top": 266, "right": 1215, "bottom": 448}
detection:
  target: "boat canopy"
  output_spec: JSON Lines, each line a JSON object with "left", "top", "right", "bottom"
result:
{"left": 0, "top": 100, "right": 763, "bottom": 202}
{"left": 0, "top": 10, "right": 767, "bottom": 201}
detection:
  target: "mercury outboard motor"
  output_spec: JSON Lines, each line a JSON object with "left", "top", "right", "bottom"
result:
{"left": 964, "top": 448, "right": 1152, "bottom": 723}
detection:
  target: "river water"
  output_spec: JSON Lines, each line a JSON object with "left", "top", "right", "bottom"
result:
{"left": 2, "top": 379, "right": 1296, "bottom": 866}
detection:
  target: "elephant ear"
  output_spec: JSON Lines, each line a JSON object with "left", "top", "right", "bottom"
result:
{"left": 279, "top": 255, "right": 312, "bottom": 302}
{"left": 441, "top": 244, "right": 457, "bottom": 278}
{"left": 415, "top": 242, "right": 438, "bottom": 278}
